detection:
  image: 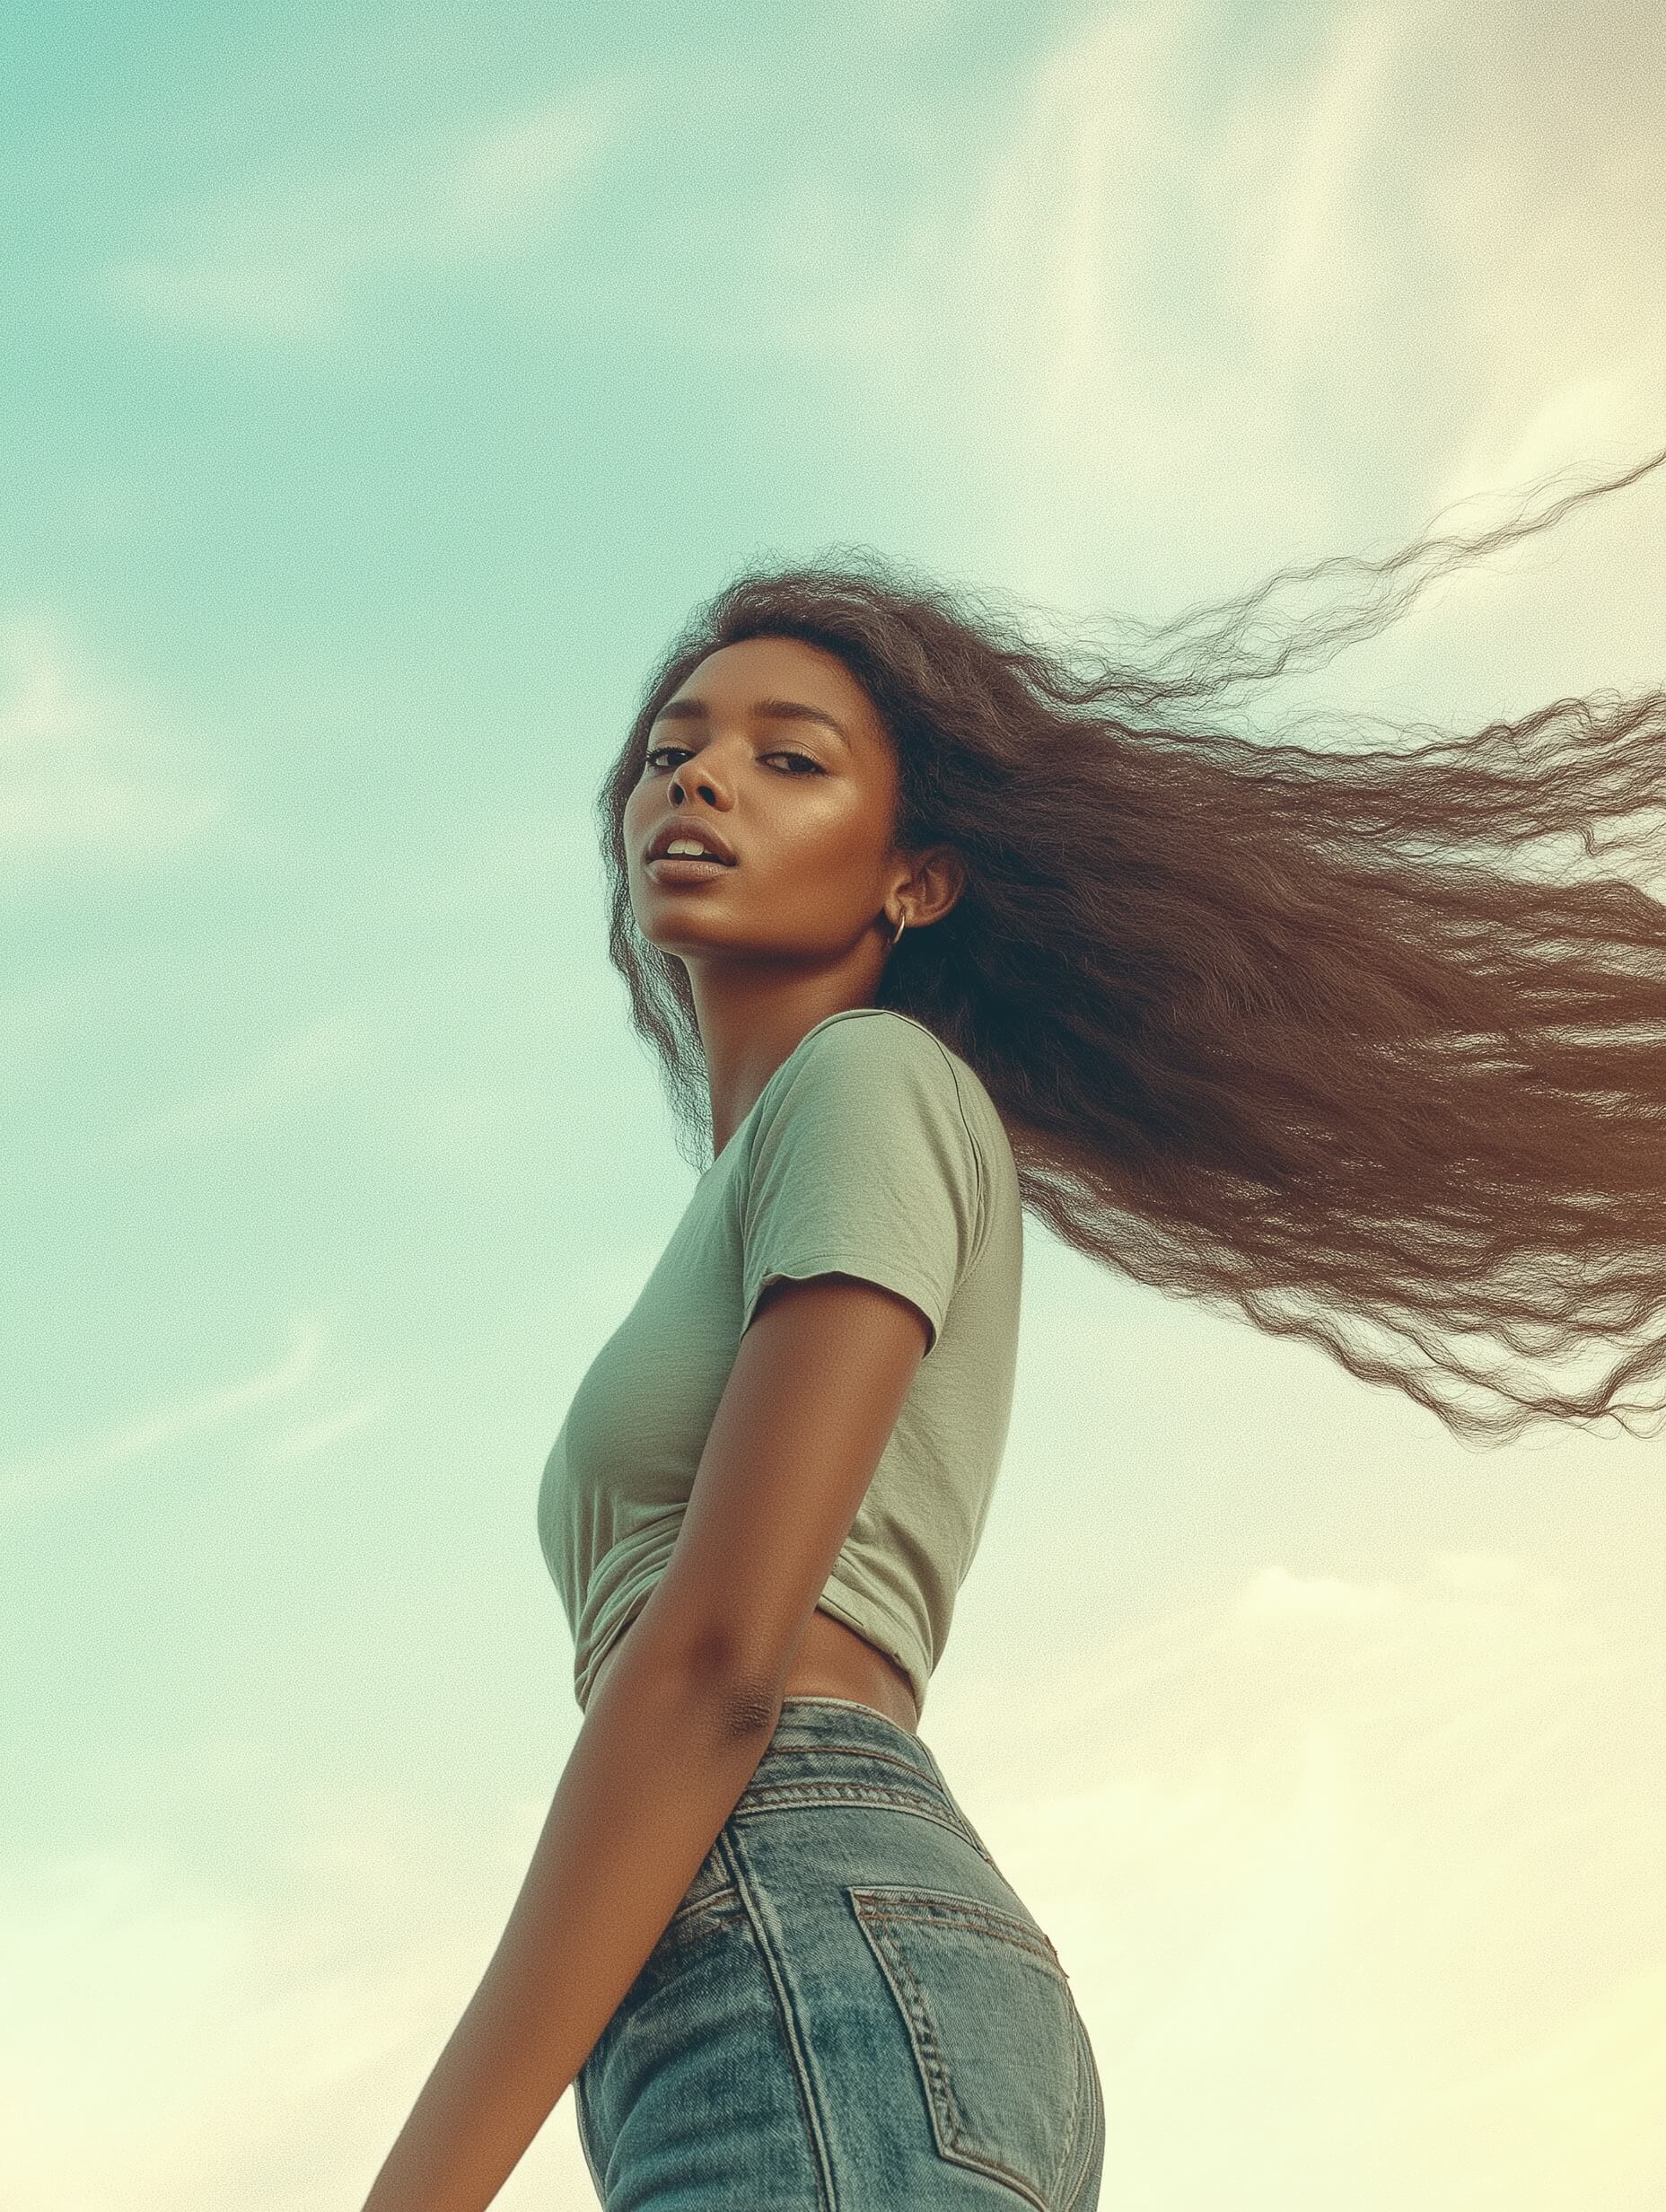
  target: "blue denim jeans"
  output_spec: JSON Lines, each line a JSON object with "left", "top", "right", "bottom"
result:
{"left": 574, "top": 1694, "right": 1105, "bottom": 2208}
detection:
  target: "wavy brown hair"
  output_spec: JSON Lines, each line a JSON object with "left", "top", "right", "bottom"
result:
{"left": 595, "top": 448, "right": 1666, "bottom": 1447}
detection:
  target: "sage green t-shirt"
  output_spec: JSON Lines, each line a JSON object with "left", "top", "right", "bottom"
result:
{"left": 537, "top": 1006, "right": 1024, "bottom": 1718}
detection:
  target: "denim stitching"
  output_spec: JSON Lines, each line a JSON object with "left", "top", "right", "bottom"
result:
{"left": 852, "top": 1886, "right": 1083, "bottom": 2205}
{"left": 573, "top": 2067, "right": 606, "bottom": 2201}
{"left": 663, "top": 1887, "right": 746, "bottom": 1936}
{"left": 850, "top": 1903, "right": 1066, "bottom": 2211}
{"left": 759, "top": 1736, "right": 940, "bottom": 1787}
{"left": 736, "top": 1778, "right": 996, "bottom": 1863}
{"left": 848, "top": 1887, "right": 1067, "bottom": 1975}
{"left": 715, "top": 1822, "right": 839, "bottom": 2210}
{"left": 754, "top": 1733, "right": 1003, "bottom": 1865}
{"left": 1061, "top": 2012, "right": 1102, "bottom": 2209}
{"left": 858, "top": 1918, "right": 968, "bottom": 2154}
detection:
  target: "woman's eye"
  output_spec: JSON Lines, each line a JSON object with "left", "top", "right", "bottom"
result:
{"left": 643, "top": 745, "right": 823, "bottom": 776}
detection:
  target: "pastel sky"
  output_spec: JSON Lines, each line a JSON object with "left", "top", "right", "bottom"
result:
{"left": 4, "top": 3, "right": 1664, "bottom": 2207}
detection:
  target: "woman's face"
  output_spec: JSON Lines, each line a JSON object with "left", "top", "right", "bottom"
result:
{"left": 623, "top": 634, "right": 913, "bottom": 970}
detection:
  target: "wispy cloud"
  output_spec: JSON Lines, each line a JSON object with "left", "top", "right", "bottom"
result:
{"left": 0, "top": 1316, "right": 342, "bottom": 1519}
{"left": 118, "top": 1012, "right": 365, "bottom": 1153}
{"left": 259, "top": 1392, "right": 390, "bottom": 1470}
{"left": 104, "top": 85, "right": 627, "bottom": 340}
{"left": 782, "top": 0, "right": 1666, "bottom": 597}
{"left": 0, "top": 611, "right": 225, "bottom": 866}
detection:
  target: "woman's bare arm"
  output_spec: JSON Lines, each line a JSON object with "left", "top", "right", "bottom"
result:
{"left": 358, "top": 1268, "right": 931, "bottom": 2212}
{"left": 357, "top": 1642, "right": 778, "bottom": 2212}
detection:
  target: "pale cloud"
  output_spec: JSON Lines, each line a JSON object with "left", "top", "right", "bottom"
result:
{"left": 2, "top": 1315, "right": 331, "bottom": 1519}
{"left": 943, "top": 0, "right": 1198, "bottom": 496}
{"left": 6, "top": 1552, "right": 1658, "bottom": 2209}
{"left": 258, "top": 1391, "right": 390, "bottom": 1470}
{"left": 0, "top": 1800, "right": 597, "bottom": 2211}
{"left": 1419, "top": 1, "right": 1666, "bottom": 496}
{"left": 0, "top": 972, "right": 110, "bottom": 1087}
{"left": 804, "top": 0, "right": 1666, "bottom": 598}
{"left": 1245, "top": 9, "right": 1399, "bottom": 368}
{"left": 935, "top": 1550, "right": 1666, "bottom": 2211}
{"left": 0, "top": 611, "right": 225, "bottom": 866}
{"left": 105, "top": 86, "right": 627, "bottom": 340}
{"left": 117, "top": 1011, "right": 365, "bottom": 1153}
{"left": 1233, "top": 1558, "right": 1406, "bottom": 1620}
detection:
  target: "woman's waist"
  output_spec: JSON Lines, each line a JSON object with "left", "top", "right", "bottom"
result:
{"left": 586, "top": 1598, "right": 921, "bottom": 1735}
{"left": 776, "top": 1605, "right": 921, "bottom": 1734}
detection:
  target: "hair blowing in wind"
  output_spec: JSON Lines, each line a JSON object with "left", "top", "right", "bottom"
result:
{"left": 598, "top": 446, "right": 1666, "bottom": 1448}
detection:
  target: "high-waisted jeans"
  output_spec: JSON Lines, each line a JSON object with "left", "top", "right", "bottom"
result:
{"left": 574, "top": 1694, "right": 1105, "bottom": 2209}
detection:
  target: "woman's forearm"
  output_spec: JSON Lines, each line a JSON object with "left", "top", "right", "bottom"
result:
{"left": 359, "top": 1637, "right": 781, "bottom": 2212}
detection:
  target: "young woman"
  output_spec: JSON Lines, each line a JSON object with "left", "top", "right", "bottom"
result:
{"left": 362, "top": 447, "right": 1666, "bottom": 2211}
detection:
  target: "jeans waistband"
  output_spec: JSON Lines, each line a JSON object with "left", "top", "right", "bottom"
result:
{"left": 671, "top": 1695, "right": 998, "bottom": 1917}
{"left": 760, "top": 1693, "right": 952, "bottom": 1795}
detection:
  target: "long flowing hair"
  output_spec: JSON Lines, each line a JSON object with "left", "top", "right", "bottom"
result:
{"left": 595, "top": 448, "right": 1666, "bottom": 1446}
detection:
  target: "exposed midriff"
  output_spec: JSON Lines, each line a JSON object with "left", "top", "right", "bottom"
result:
{"left": 585, "top": 1601, "right": 920, "bottom": 1734}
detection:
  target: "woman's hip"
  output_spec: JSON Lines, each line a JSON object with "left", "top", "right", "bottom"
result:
{"left": 575, "top": 1694, "right": 1104, "bottom": 2210}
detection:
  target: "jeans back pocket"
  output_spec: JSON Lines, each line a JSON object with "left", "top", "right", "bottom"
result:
{"left": 848, "top": 1883, "right": 1092, "bottom": 2209}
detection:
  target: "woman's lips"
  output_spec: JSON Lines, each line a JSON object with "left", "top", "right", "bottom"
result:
{"left": 645, "top": 855, "right": 735, "bottom": 882}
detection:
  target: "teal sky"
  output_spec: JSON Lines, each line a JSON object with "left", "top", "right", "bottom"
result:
{"left": 5, "top": 4, "right": 1665, "bottom": 2206}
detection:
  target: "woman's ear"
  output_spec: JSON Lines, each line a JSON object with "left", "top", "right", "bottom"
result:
{"left": 901, "top": 847, "right": 967, "bottom": 927}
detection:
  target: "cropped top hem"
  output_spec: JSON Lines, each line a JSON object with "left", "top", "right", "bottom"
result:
{"left": 575, "top": 1574, "right": 933, "bottom": 1720}
{"left": 811, "top": 1576, "right": 933, "bottom": 1717}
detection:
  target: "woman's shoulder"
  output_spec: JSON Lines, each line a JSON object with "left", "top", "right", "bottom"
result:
{"left": 795, "top": 1004, "right": 947, "bottom": 1058}
{"left": 786, "top": 1009, "right": 1011, "bottom": 1169}
{"left": 784, "top": 1005, "right": 970, "bottom": 1095}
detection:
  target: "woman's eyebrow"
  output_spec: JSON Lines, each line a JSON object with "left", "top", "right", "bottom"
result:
{"left": 651, "top": 697, "right": 853, "bottom": 750}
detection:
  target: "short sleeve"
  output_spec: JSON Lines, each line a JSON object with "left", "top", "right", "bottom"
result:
{"left": 741, "top": 1014, "right": 986, "bottom": 1356}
